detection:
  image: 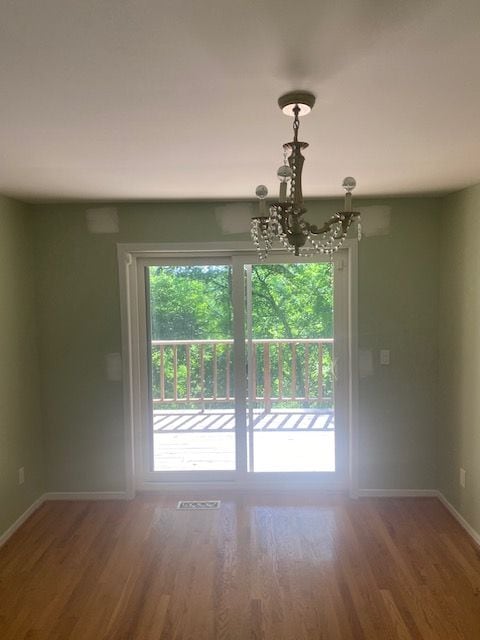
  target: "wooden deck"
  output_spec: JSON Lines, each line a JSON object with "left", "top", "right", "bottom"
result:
{"left": 153, "top": 408, "right": 334, "bottom": 432}
{"left": 153, "top": 409, "right": 335, "bottom": 472}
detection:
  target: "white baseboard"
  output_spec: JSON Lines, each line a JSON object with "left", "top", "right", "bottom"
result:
{"left": 357, "top": 489, "right": 439, "bottom": 498}
{"left": 437, "top": 492, "right": 480, "bottom": 547}
{"left": 44, "top": 491, "right": 129, "bottom": 501}
{"left": 0, "top": 491, "right": 130, "bottom": 547}
{"left": 0, "top": 494, "right": 46, "bottom": 548}
{"left": 357, "top": 489, "right": 480, "bottom": 548}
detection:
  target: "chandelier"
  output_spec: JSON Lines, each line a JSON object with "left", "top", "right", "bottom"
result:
{"left": 251, "top": 91, "right": 361, "bottom": 258}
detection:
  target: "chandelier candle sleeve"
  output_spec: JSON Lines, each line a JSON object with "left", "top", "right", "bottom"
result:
{"left": 251, "top": 91, "right": 361, "bottom": 258}
{"left": 345, "top": 192, "right": 352, "bottom": 211}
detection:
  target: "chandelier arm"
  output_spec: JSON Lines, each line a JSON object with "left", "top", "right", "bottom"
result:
{"left": 309, "top": 211, "right": 361, "bottom": 236}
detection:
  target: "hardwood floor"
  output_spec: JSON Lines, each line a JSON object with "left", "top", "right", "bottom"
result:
{"left": 1, "top": 494, "right": 480, "bottom": 639}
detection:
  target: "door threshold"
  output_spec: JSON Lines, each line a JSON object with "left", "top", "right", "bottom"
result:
{"left": 136, "top": 479, "right": 348, "bottom": 493}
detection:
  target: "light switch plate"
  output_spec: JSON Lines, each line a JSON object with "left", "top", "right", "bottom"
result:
{"left": 380, "top": 349, "right": 390, "bottom": 365}
{"left": 105, "top": 353, "right": 122, "bottom": 381}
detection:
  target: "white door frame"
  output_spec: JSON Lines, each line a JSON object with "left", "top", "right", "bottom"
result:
{"left": 117, "top": 241, "right": 358, "bottom": 496}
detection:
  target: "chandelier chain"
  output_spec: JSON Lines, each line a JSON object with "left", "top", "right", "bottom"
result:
{"left": 292, "top": 104, "right": 300, "bottom": 143}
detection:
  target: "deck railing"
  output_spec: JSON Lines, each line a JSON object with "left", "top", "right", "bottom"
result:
{"left": 151, "top": 338, "right": 333, "bottom": 409}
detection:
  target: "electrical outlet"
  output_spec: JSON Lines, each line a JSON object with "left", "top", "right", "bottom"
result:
{"left": 460, "top": 467, "right": 466, "bottom": 488}
{"left": 18, "top": 467, "right": 25, "bottom": 485}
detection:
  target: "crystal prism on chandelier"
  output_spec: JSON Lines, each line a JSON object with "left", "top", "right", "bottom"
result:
{"left": 251, "top": 91, "right": 361, "bottom": 259}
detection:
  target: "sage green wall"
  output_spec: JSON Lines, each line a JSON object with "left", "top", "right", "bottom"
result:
{"left": 438, "top": 184, "right": 480, "bottom": 532}
{"left": 32, "top": 204, "right": 225, "bottom": 492}
{"left": 0, "top": 196, "right": 44, "bottom": 537}
{"left": 358, "top": 198, "right": 439, "bottom": 490}
{"left": 32, "top": 197, "right": 440, "bottom": 493}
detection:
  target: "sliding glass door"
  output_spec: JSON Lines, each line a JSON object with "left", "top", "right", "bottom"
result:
{"left": 245, "top": 260, "right": 336, "bottom": 473}
{"left": 137, "top": 252, "right": 348, "bottom": 485}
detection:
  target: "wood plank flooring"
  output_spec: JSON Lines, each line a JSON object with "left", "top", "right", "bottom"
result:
{"left": 1, "top": 493, "right": 480, "bottom": 639}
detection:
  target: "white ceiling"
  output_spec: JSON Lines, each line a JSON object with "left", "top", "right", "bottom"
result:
{"left": 1, "top": 0, "right": 480, "bottom": 202}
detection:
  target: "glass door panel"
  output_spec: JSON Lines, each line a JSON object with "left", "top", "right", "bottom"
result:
{"left": 146, "top": 263, "right": 236, "bottom": 472}
{"left": 246, "top": 261, "right": 337, "bottom": 473}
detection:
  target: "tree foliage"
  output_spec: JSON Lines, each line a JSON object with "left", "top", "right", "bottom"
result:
{"left": 149, "top": 263, "right": 332, "bottom": 340}
{"left": 149, "top": 265, "right": 232, "bottom": 340}
{"left": 148, "top": 263, "right": 333, "bottom": 409}
{"left": 251, "top": 263, "right": 332, "bottom": 339}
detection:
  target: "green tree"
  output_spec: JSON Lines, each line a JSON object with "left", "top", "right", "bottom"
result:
{"left": 148, "top": 262, "right": 333, "bottom": 409}
{"left": 251, "top": 263, "right": 332, "bottom": 339}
